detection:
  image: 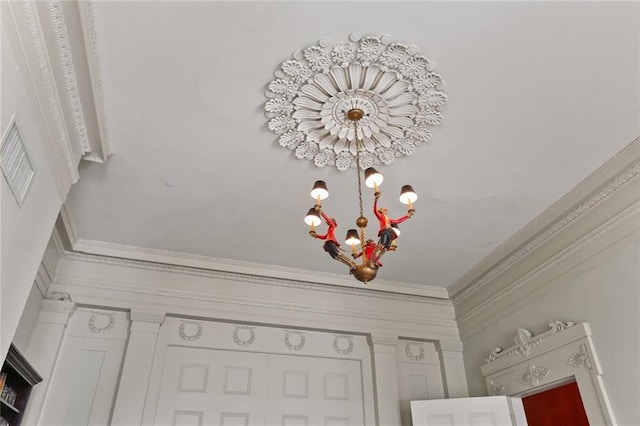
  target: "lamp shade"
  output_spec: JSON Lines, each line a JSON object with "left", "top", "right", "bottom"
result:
{"left": 399, "top": 185, "right": 417, "bottom": 204}
{"left": 304, "top": 208, "right": 321, "bottom": 226}
{"left": 310, "top": 180, "right": 329, "bottom": 200}
{"left": 345, "top": 229, "right": 360, "bottom": 246}
{"left": 364, "top": 167, "right": 383, "bottom": 189}
{"left": 391, "top": 223, "right": 401, "bottom": 237}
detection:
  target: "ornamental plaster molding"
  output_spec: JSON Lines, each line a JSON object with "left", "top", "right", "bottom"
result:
{"left": 233, "top": 326, "right": 256, "bottom": 347}
{"left": 484, "top": 321, "right": 575, "bottom": 364}
{"left": 88, "top": 311, "right": 115, "bottom": 334}
{"left": 179, "top": 321, "right": 203, "bottom": 342}
{"left": 47, "top": 291, "right": 71, "bottom": 301}
{"left": 59, "top": 245, "right": 449, "bottom": 303}
{"left": 47, "top": 0, "right": 91, "bottom": 156}
{"left": 41, "top": 298, "right": 75, "bottom": 315}
{"left": 452, "top": 138, "right": 640, "bottom": 303}
{"left": 53, "top": 275, "right": 455, "bottom": 331}
{"left": 21, "top": 0, "right": 79, "bottom": 184}
{"left": 333, "top": 335, "right": 354, "bottom": 355}
{"left": 284, "top": 331, "right": 306, "bottom": 351}
{"left": 77, "top": 0, "right": 112, "bottom": 159}
{"left": 568, "top": 344, "right": 592, "bottom": 369}
{"left": 265, "top": 33, "right": 446, "bottom": 170}
{"left": 488, "top": 380, "right": 505, "bottom": 396}
{"left": 508, "top": 329, "right": 541, "bottom": 358}
{"left": 130, "top": 310, "right": 165, "bottom": 324}
{"left": 459, "top": 200, "right": 640, "bottom": 333}
{"left": 517, "top": 364, "right": 549, "bottom": 387}
{"left": 405, "top": 343, "right": 425, "bottom": 361}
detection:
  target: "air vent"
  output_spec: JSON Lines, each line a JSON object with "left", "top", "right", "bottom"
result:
{"left": 1, "top": 117, "right": 34, "bottom": 206}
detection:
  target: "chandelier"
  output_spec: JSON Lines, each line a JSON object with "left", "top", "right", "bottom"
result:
{"left": 264, "top": 33, "right": 446, "bottom": 283}
{"left": 303, "top": 108, "right": 417, "bottom": 284}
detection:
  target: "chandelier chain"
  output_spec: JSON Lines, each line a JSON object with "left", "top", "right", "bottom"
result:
{"left": 354, "top": 123, "right": 367, "bottom": 261}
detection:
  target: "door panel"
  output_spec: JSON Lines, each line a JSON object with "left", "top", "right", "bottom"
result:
{"left": 153, "top": 347, "right": 365, "bottom": 426}
{"left": 411, "top": 396, "right": 527, "bottom": 426}
{"left": 265, "top": 354, "right": 364, "bottom": 426}
{"left": 154, "top": 347, "right": 268, "bottom": 425}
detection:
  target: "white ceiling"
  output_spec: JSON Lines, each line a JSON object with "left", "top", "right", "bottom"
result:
{"left": 66, "top": 1, "right": 639, "bottom": 288}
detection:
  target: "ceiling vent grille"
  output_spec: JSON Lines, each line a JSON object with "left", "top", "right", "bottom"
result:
{"left": 1, "top": 117, "right": 34, "bottom": 206}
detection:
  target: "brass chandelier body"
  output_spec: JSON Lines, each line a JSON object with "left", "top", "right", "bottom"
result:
{"left": 304, "top": 108, "right": 417, "bottom": 284}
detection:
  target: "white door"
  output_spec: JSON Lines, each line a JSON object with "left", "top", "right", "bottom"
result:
{"left": 154, "top": 346, "right": 269, "bottom": 426}
{"left": 411, "top": 396, "right": 528, "bottom": 426}
{"left": 265, "top": 354, "right": 365, "bottom": 426}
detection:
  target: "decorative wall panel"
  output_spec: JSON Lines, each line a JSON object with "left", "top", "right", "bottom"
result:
{"left": 177, "top": 364, "right": 208, "bottom": 393}
{"left": 173, "top": 411, "right": 203, "bottom": 426}
{"left": 324, "top": 373, "right": 349, "bottom": 400}
{"left": 283, "top": 370, "right": 309, "bottom": 398}
{"left": 224, "top": 367, "right": 252, "bottom": 395}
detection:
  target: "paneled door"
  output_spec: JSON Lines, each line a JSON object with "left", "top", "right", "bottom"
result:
{"left": 411, "top": 396, "right": 528, "bottom": 426}
{"left": 154, "top": 346, "right": 269, "bottom": 426}
{"left": 265, "top": 354, "right": 365, "bottom": 426}
{"left": 153, "top": 347, "right": 365, "bottom": 426}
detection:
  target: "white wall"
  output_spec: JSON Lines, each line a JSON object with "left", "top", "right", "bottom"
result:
{"left": 0, "top": 18, "right": 64, "bottom": 362}
{"left": 10, "top": 282, "right": 44, "bottom": 353}
{"left": 461, "top": 226, "right": 640, "bottom": 425}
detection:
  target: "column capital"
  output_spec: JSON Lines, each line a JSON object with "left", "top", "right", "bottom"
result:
{"left": 435, "top": 339, "right": 464, "bottom": 354}
{"left": 367, "top": 334, "right": 399, "bottom": 354}
{"left": 130, "top": 310, "right": 166, "bottom": 324}
{"left": 39, "top": 299, "right": 76, "bottom": 325}
{"left": 41, "top": 299, "right": 76, "bottom": 315}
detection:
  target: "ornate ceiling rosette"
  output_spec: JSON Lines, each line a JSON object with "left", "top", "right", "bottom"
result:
{"left": 265, "top": 33, "right": 447, "bottom": 171}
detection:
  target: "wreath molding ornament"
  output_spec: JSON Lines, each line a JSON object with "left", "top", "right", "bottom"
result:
{"left": 265, "top": 33, "right": 447, "bottom": 171}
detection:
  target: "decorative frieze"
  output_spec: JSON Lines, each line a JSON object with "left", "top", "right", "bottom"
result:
{"left": 405, "top": 343, "right": 425, "bottom": 362}
{"left": 484, "top": 320, "right": 576, "bottom": 363}
{"left": 333, "top": 335, "right": 354, "bottom": 355}
{"left": 233, "top": 326, "right": 255, "bottom": 347}
{"left": 488, "top": 380, "right": 505, "bottom": 396}
{"left": 517, "top": 364, "right": 549, "bottom": 387}
{"left": 179, "top": 321, "right": 203, "bottom": 342}
{"left": 88, "top": 311, "right": 115, "bottom": 334}
{"left": 568, "top": 344, "right": 592, "bottom": 369}
{"left": 284, "top": 331, "right": 306, "bottom": 351}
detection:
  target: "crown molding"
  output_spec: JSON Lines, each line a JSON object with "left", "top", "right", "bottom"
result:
{"left": 59, "top": 247, "right": 450, "bottom": 304}
{"left": 1, "top": 0, "right": 80, "bottom": 198}
{"left": 457, "top": 199, "right": 640, "bottom": 339}
{"left": 450, "top": 137, "right": 640, "bottom": 303}
{"left": 52, "top": 275, "right": 457, "bottom": 332}
{"left": 46, "top": 0, "right": 91, "bottom": 156}
{"left": 18, "top": 0, "right": 80, "bottom": 189}
{"left": 54, "top": 205, "right": 448, "bottom": 299}
{"left": 77, "top": 0, "right": 112, "bottom": 160}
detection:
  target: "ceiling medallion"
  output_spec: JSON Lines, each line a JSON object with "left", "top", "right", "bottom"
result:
{"left": 265, "top": 33, "right": 447, "bottom": 170}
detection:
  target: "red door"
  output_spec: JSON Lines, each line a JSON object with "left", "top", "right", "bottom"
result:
{"left": 522, "top": 381, "right": 590, "bottom": 426}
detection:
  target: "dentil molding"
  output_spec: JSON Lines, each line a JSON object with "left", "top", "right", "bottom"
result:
{"left": 21, "top": 0, "right": 79, "bottom": 185}
{"left": 77, "top": 0, "right": 112, "bottom": 160}
{"left": 47, "top": 0, "right": 91, "bottom": 156}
